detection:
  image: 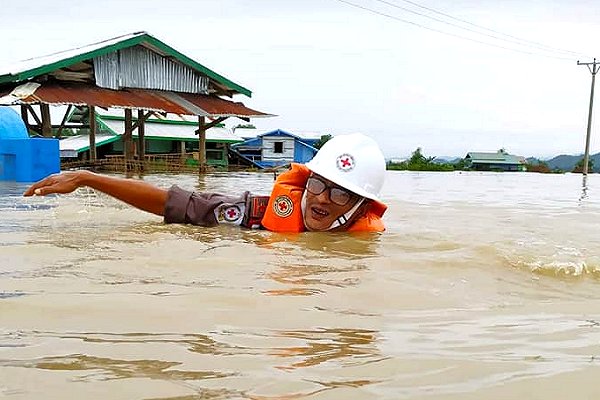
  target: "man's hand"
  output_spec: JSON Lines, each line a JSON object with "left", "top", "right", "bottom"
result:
{"left": 23, "top": 170, "right": 167, "bottom": 216}
{"left": 23, "top": 171, "right": 87, "bottom": 196}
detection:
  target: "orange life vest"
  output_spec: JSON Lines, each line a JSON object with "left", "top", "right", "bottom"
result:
{"left": 261, "top": 163, "right": 387, "bottom": 232}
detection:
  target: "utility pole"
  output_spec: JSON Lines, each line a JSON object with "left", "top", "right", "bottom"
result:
{"left": 577, "top": 58, "right": 600, "bottom": 175}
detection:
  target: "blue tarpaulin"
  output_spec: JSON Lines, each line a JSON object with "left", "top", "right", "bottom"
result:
{"left": 0, "top": 107, "right": 60, "bottom": 182}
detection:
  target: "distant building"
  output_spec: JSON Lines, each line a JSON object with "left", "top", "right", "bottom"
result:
{"left": 464, "top": 149, "right": 526, "bottom": 171}
{"left": 230, "top": 129, "right": 319, "bottom": 169}
{"left": 386, "top": 157, "right": 407, "bottom": 164}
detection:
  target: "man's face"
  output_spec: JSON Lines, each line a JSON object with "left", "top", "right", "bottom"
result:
{"left": 303, "top": 173, "right": 362, "bottom": 231}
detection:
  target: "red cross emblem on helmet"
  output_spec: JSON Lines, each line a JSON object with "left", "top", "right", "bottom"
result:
{"left": 273, "top": 195, "right": 293, "bottom": 217}
{"left": 336, "top": 153, "right": 355, "bottom": 172}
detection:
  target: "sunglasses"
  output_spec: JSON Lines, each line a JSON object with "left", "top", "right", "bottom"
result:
{"left": 306, "top": 175, "right": 356, "bottom": 206}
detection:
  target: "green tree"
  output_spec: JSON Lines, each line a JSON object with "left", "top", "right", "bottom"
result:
{"left": 408, "top": 147, "right": 435, "bottom": 166}
{"left": 573, "top": 157, "right": 594, "bottom": 173}
{"left": 314, "top": 134, "right": 332, "bottom": 149}
{"left": 233, "top": 123, "right": 256, "bottom": 131}
{"left": 525, "top": 160, "right": 551, "bottom": 173}
{"left": 387, "top": 147, "right": 453, "bottom": 171}
{"left": 453, "top": 158, "right": 466, "bottom": 170}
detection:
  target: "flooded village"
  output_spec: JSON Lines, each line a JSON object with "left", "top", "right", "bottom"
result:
{"left": 2, "top": 5, "right": 600, "bottom": 400}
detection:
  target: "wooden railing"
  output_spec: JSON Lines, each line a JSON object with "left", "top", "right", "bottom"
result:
{"left": 61, "top": 153, "right": 202, "bottom": 172}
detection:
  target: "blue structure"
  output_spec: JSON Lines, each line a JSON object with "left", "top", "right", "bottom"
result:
{"left": 0, "top": 107, "right": 60, "bottom": 182}
{"left": 231, "top": 129, "right": 319, "bottom": 169}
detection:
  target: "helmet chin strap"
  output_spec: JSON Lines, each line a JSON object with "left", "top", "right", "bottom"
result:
{"left": 301, "top": 191, "right": 365, "bottom": 231}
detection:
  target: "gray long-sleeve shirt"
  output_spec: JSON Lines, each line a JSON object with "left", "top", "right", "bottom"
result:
{"left": 163, "top": 185, "right": 268, "bottom": 228}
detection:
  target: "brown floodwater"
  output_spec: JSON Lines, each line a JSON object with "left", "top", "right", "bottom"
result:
{"left": 1, "top": 170, "right": 600, "bottom": 399}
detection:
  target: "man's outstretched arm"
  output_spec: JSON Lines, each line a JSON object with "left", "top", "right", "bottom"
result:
{"left": 23, "top": 170, "right": 168, "bottom": 216}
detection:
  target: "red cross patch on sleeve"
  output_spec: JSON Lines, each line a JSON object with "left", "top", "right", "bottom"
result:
{"left": 214, "top": 203, "right": 245, "bottom": 225}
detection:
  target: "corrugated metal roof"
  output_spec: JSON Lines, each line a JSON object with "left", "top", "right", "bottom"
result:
{"left": 0, "top": 82, "right": 272, "bottom": 118}
{"left": 233, "top": 128, "right": 321, "bottom": 140}
{"left": 59, "top": 133, "right": 121, "bottom": 153}
{"left": 177, "top": 92, "right": 275, "bottom": 118}
{"left": 258, "top": 129, "right": 318, "bottom": 142}
{"left": 466, "top": 151, "right": 525, "bottom": 164}
{"left": 94, "top": 45, "right": 210, "bottom": 94}
{"left": 60, "top": 117, "right": 241, "bottom": 154}
{"left": 0, "top": 32, "right": 252, "bottom": 97}
{"left": 98, "top": 116, "right": 242, "bottom": 143}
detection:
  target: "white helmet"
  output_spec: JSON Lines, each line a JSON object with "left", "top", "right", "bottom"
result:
{"left": 306, "top": 133, "right": 385, "bottom": 202}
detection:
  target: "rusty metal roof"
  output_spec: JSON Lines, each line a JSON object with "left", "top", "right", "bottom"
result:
{"left": 177, "top": 92, "right": 273, "bottom": 118}
{"left": 0, "top": 82, "right": 273, "bottom": 119}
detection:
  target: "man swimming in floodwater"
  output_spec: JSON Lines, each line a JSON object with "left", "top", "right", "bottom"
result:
{"left": 24, "top": 133, "right": 387, "bottom": 232}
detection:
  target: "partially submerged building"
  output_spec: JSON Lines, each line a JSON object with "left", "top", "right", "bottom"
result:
{"left": 464, "top": 150, "right": 526, "bottom": 171}
{"left": 230, "top": 129, "right": 319, "bottom": 169}
{"left": 60, "top": 111, "right": 242, "bottom": 168}
{"left": 0, "top": 31, "right": 272, "bottom": 172}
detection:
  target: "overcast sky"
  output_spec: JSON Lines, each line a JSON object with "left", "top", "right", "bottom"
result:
{"left": 1, "top": 0, "right": 600, "bottom": 158}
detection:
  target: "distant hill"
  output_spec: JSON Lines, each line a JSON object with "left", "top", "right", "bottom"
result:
{"left": 544, "top": 153, "right": 600, "bottom": 172}
{"left": 432, "top": 156, "right": 461, "bottom": 164}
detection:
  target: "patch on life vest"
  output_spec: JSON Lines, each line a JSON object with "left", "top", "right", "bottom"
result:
{"left": 215, "top": 203, "right": 245, "bottom": 225}
{"left": 273, "top": 195, "right": 294, "bottom": 218}
{"left": 336, "top": 153, "right": 355, "bottom": 172}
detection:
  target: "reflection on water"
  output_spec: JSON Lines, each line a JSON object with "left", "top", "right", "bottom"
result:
{"left": 25, "top": 354, "right": 230, "bottom": 381}
{"left": 0, "top": 327, "right": 383, "bottom": 398}
{"left": 271, "top": 328, "right": 380, "bottom": 369}
{"left": 0, "top": 291, "right": 26, "bottom": 299}
{"left": 264, "top": 259, "right": 367, "bottom": 296}
{"left": 579, "top": 175, "right": 589, "bottom": 203}
{"left": 3, "top": 171, "right": 600, "bottom": 399}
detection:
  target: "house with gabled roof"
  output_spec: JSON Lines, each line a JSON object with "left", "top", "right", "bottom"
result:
{"left": 464, "top": 149, "right": 526, "bottom": 171}
{"left": 0, "top": 31, "right": 272, "bottom": 171}
{"left": 230, "top": 129, "right": 319, "bottom": 169}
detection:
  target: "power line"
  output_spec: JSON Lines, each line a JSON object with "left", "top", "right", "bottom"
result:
{"left": 390, "top": 0, "right": 588, "bottom": 58}
{"left": 332, "top": 0, "right": 576, "bottom": 61}
{"left": 373, "top": 0, "right": 588, "bottom": 58}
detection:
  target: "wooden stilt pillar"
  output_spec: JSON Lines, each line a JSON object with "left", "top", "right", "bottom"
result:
{"left": 40, "top": 104, "right": 52, "bottom": 137}
{"left": 20, "top": 105, "right": 30, "bottom": 133}
{"left": 89, "top": 106, "right": 97, "bottom": 162}
{"left": 179, "top": 141, "right": 186, "bottom": 162}
{"left": 198, "top": 116, "right": 207, "bottom": 173}
{"left": 137, "top": 110, "right": 146, "bottom": 171}
{"left": 55, "top": 105, "right": 73, "bottom": 139}
{"left": 124, "top": 109, "right": 133, "bottom": 170}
